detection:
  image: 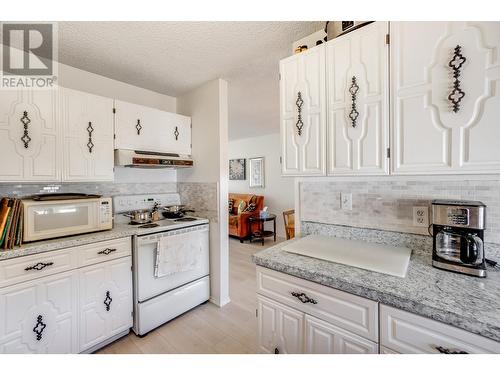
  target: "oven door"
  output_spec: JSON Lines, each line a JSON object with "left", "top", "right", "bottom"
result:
{"left": 134, "top": 224, "right": 209, "bottom": 303}
{"left": 23, "top": 199, "right": 101, "bottom": 242}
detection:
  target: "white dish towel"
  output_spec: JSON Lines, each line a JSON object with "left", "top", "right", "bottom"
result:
{"left": 154, "top": 233, "right": 202, "bottom": 278}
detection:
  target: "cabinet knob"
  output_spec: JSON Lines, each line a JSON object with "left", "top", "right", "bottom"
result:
{"left": 174, "top": 126, "right": 179, "bottom": 140}
{"left": 20, "top": 111, "right": 32, "bottom": 148}
{"left": 98, "top": 248, "right": 117, "bottom": 255}
{"left": 33, "top": 315, "right": 46, "bottom": 341}
{"left": 104, "top": 291, "right": 113, "bottom": 311}
{"left": 291, "top": 291, "right": 318, "bottom": 304}
{"left": 274, "top": 347, "right": 279, "bottom": 354}
{"left": 25, "top": 262, "right": 54, "bottom": 271}
{"left": 349, "top": 76, "right": 360, "bottom": 128}
{"left": 435, "top": 345, "right": 468, "bottom": 354}
{"left": 295, "top": 92, "right": 304, "bottom": 136}
{"left": 136, "top": 119, "right": 142, "bottom": 135}
{"left": 448, "top": 45, "right": 466, "bottom": 113}
{"left": 87, "top": 121, "right": 94, "bottom": 153}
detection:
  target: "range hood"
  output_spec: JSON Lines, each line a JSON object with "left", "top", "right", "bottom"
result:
{"left": 114, "top": 149, "right": 193, "bottom": 168}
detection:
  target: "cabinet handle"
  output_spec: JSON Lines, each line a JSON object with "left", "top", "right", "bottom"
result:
{"left": 349, "top": 76, "right": 360, "bottom": 128}
{"left": 87, "top": 121, "right": 94, "bottom": 153}
{"left": 435, "top": 345, "right": 468, "bottom": 354}
{"left": 104, "top": 291, "right": 113, "bottom": 311}
{"left": 295, "top": 92, "right": 304, "bottom": 136}
{"left": 25, "top": 262, "right": 54, "bottom": 271}
{"left": 20, "top": 111, "right": 32, "bottom": 148}
{"left": 174, "top": 126, "right": 179, "bottom": 140}
{"left": 448, "top": 45, "right": 466, "bottom": 113}
{"left": 33, "top": 315, "right": 46, "bottom": 341}
{"left": 291, "top": 291, "right": 318, "bottom": 304}
{"left": 274, "top": 347, "right": 279, "bottom": 354}
{"left": 136, "top": 119, "right": 142, "bottom": 135}
{"left": 97, "top": 248, "right": 117, "bottom": 255}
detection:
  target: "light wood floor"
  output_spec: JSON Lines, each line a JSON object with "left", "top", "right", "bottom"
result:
{"left": 97, "top": 237, "right": 284, "bottom": 354}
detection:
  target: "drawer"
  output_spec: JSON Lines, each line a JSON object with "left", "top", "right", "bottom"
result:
{"left": 76, "top": 237, "right": 131, "bottom": 267}
{"left": 380, "top": 304, "right": 500, "bottom": 354}
{"left": 0, "top": 248, "right": 77, "bottom": 288}
{"left": 256, "top": 266, "right": 378, "bottom": 341}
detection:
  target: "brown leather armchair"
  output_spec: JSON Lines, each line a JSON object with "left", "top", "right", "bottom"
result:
{"left": 228, "top": 193, "right": 264, "bottom": 242}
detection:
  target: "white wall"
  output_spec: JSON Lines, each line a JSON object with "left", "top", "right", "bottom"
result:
{"left": 229, "top": 132, "right": 294, "bottom": 238}
{"left": 58, "top": 62, "right": 179, "bottom": 183}
{"left": 177, "top": 79, "right": 230, "bottom": 307}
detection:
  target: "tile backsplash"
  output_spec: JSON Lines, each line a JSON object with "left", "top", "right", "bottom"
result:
{"left": 300, "top": 177, "right": 500, "bottom": 244}
{"left": 0, "top": 182, "right": 177, "bottom": 199}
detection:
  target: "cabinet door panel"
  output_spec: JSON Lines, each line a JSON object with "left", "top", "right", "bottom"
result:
{"left": 257, "top": 295, "right": 304, "bottom": 354}
{"left": 0, "top": 271, "right": 77, "bottom": 353}
{"left": 280, "top": 45, "right": 326, "bottom": 176}
{"left": 391, "top": 21, "right": 500, "bottom": 174}
{"left": 78, "top": 257, "right": 132, "bottom": 352}
{"left": 326, "top": 21, "right": 389, "bottom": 175}
{"left": 62, "top": 88, "right": 114, "bottom": 181}
{"left": 0, "top": 89, "right": 60, "bottom": 182}
{"left": 305, "top": 315, "right": 378, "bottom": 354}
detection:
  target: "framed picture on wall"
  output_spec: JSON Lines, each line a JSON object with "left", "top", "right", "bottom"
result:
{"left": 229, "top": 159, "right": 246, "bottom": 180}
{"left": 249, "top": 157, "right": 265, "bottom": 188}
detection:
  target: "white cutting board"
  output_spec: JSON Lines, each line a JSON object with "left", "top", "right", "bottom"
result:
{"left": 282, "top": 235, "right": 412, "bottom": 278}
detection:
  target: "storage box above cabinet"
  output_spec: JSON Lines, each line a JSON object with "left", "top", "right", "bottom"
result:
{"left": 114, "top": 100, "right": 191, "bottom": 156}
{"left": 391, "top": 21, "right": 500, "bottom": 174}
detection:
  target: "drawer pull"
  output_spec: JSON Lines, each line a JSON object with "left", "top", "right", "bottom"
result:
{"left": 291, "top": 291, "right": 318, "bottom": 304}
{"left": 98, "top": 248, "right": 117, "bottom": 255}
{"left": 25, "top": 262, "right": 54, "bottom": 271}
{"left": 274, "top": 348, "right": 279, "bottom": 354}
{"left": 435, "top": 345, "right": 468, "bottom": 354}
{"left": 104, "top": 291, "right": 113, "bottom": 311}
{"left": 33, "top": 315, "right": 46, "bottom": 341}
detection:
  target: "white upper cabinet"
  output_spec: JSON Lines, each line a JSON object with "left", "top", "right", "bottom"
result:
{"left": 114, "top": 100, "right": 191, "bottom": 155}
{"left": 391, "top": 21, "right": 500, "bottom": 174}
{"left": 0, "top": 89, "right": 60, "bottom": 182}
{"left": 326, "top": 21, "right": 389, "bottom": 175}
{"left": 61, "top": 88, "right": 114, "bottom": 181}
{"left": 280, "top": 45, "right": 326, "bottom": 176}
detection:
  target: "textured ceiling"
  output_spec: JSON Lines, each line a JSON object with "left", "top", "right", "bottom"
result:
{"left": 57, "top": 21, "right": 323, "bottom": 139}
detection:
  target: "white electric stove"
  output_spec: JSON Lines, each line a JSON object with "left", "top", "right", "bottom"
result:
{"left": 114, "top": 194, "right": 210, "bottom": 336}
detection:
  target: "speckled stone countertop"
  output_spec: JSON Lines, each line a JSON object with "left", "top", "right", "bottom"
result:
{"left": 0, "top": 217, "right": 209, "bottom": 261}
{"left": 252, "top": 230, "right": 500, "bottom": 343}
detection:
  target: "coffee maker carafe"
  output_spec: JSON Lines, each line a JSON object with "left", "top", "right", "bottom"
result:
{"left": 431, "top": 200, "right": 486, "bottom": 277}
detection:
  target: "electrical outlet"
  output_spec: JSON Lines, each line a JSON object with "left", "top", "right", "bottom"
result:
{"left": 341, "top": 193, "right": 352, "bottom": 210}
{"left": 413, "top": 206, "right": 429, "bottom": 227}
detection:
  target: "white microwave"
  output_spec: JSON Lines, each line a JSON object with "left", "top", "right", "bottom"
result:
{"left": 22, "top": 197, "right": 113, "bottom": 242}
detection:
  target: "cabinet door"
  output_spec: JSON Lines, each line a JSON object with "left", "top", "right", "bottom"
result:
{"left": 78, "top": 257, "right": 132, "bottom": 352}
{"left": 114, "top": 100, "right": 186, "bottom": 154}
{"left": 0, "top": 271, "right": 78, "bottom": 353}
{"left": 280, "top": 45, "right": 326, "bottom": 176}
{"left": 326, "top": 22, "right": 389, "bottom": 175}
{"left": 305, "top": 315, "right": 378, "bottom": 354}
{"left": 391, "top": 22, "right": 500, "bottom": 174}
{"left": 61, "top": 88, "right": 114, "bottom": 181}
{"left": 0, "top": 89, "right": 60, "bottom": 182}
{"left": 168, "top": 113, "right": 192, "bottom": 155}
{"left": 257, "top": 295, "right": 304, "bottom": 354}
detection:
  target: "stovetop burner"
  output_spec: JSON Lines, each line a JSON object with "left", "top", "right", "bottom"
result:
{"left": 129, "top": 221, "right": 152, "bottom": 225}
{"left": 138, "top": 223, "right": 160, "bottom": 228}
{"left": 174, "top": 217, "right": 197, "bottom": 222}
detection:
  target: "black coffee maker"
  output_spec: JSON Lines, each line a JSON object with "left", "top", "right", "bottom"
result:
{"left": 431, "top": 200, "right": 486, "bottom": 277}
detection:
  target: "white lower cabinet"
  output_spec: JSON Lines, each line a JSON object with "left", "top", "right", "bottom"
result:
{"left": 78, "top": 257, "right": 132, "bottom": 353}
{"left": 257, "top": 295, "right": 304, "bottom": 354}
{"left": 305, "top": 315, "right": 378, "bottom": 354}
{"left": 257, "top": 267, "right": 500, "bottom": 354}
{"left": 0, "top": 238, "right": 132, "bottom": 353}
{"left": 0, "top": 271, "right": 78, "bottom": 354}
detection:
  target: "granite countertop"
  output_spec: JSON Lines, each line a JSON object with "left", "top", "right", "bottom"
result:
{"left": 252, "top": 236, "right": 500, "bottom": 343}
{"left": 0, "top": 217, "right": 209, "bottom": 261}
